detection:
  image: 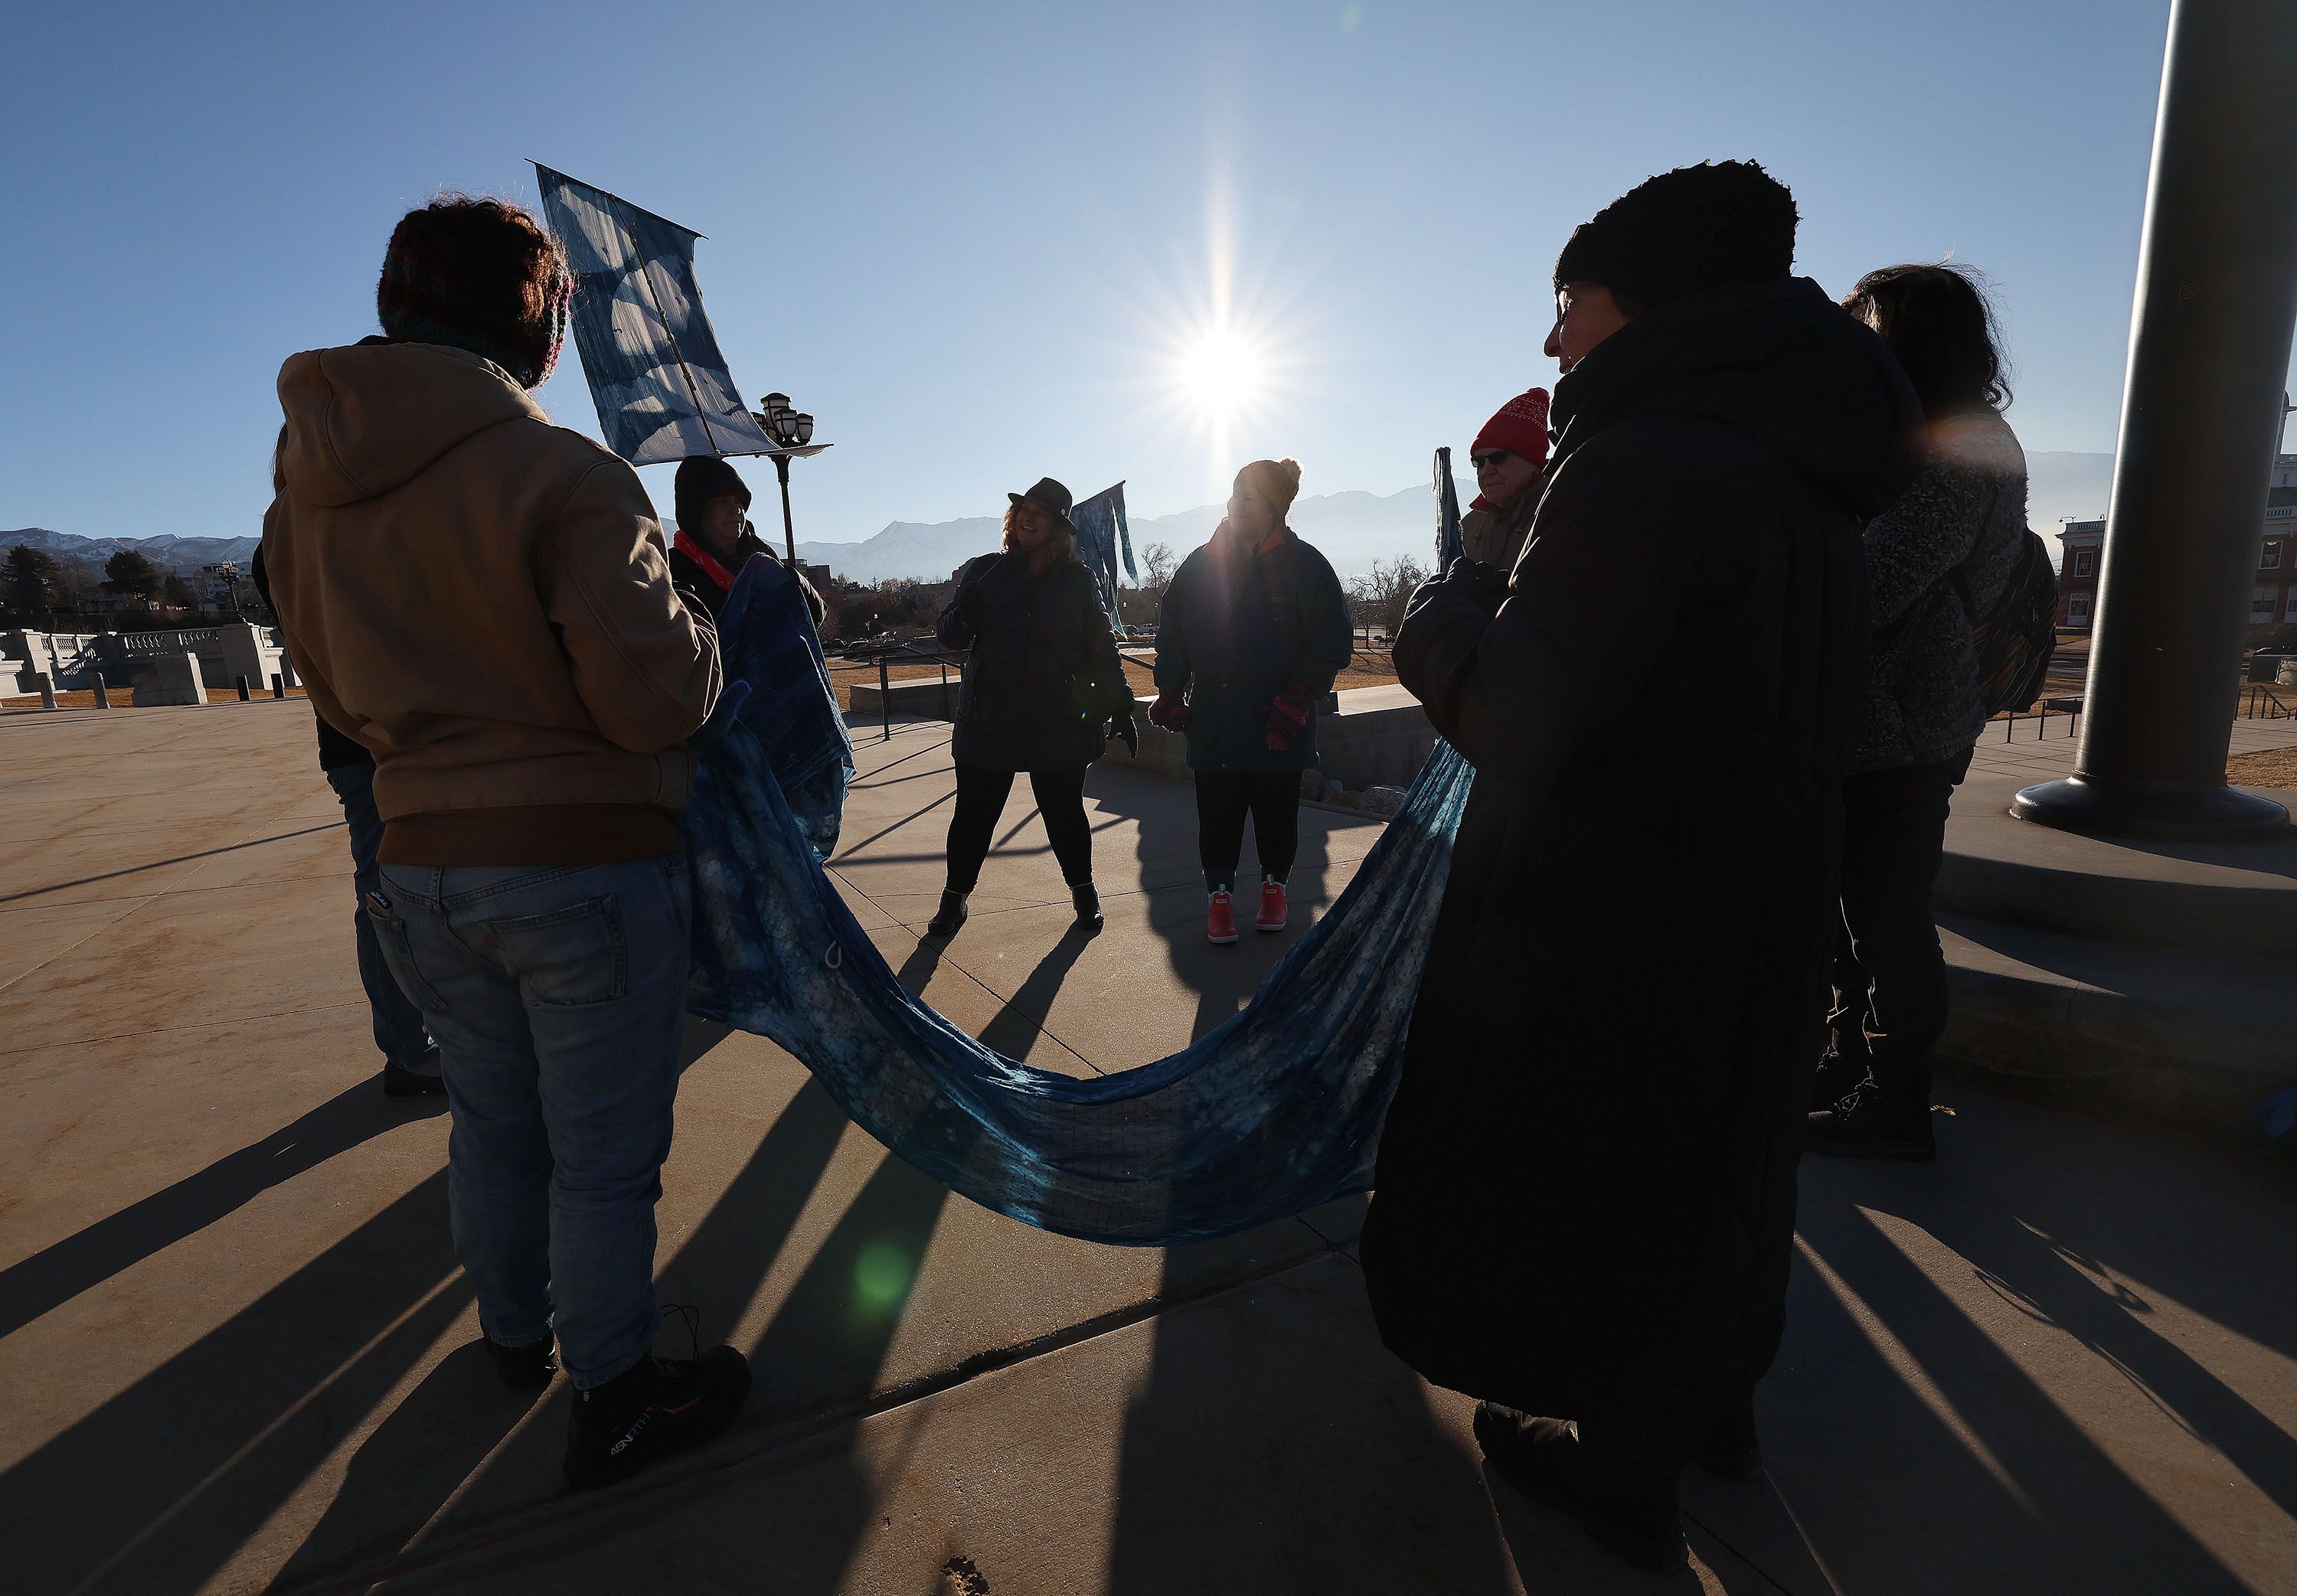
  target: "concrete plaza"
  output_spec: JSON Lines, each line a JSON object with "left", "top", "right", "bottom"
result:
{"left": 2, "top": 698, "right": 2294, "bottom": 1594}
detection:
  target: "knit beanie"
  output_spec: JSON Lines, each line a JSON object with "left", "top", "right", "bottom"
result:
{"left": 377, "top": 197, "right": 573, "bottom": 390}
{"left": 1235, "top": 458, "right": 1303, "bottom": 520}
{"left": 1471, "top": 387, "right": 1550, "bottom": 465}
{"left": 1553, "top": 161, "right": 1798, "bottom": 312}
{"left": 675, "top": 455, "right": 753, "bottom": 531}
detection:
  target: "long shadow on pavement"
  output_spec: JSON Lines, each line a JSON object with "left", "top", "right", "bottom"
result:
{"left": 0, "top": 1171, "right": 468, "bottom": 1596}
{"left": 0, "top": 1079, "right": 445, "bottom": 1340}
{"left": 1738, "top": 1147, "right": 2279, "bottom": 1595}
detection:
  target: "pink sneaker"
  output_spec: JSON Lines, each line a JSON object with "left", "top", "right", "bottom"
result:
{"left": 1206, "top": 890, "right": 1239, "bottom": 945}
{"left": 1254, "top": 880, "right": 1288, "bottom": 932}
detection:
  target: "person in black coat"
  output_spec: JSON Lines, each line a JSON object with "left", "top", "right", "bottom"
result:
{"left": 665, "top": 455, "right": 825, "bottom": 626}
{"left": 1360, "top": 162, "right": 1923, "bottom": 1572}
{"left": 1149, "top": 458, "right": 1353, "bottom": 944}
{"left": 926, "top": 477, "right": 1136, "bottom": 938}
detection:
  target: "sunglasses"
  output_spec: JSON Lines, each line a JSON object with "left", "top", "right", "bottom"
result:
{"left": 1469, "top": 451, "right": 1514, "bottom": 471}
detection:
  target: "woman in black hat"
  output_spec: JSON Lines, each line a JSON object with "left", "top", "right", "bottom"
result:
{"left": 926, "top": 477, "right": 1137, "bottom": 938}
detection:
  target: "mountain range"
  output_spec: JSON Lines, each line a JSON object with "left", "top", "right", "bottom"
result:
{"left": 799, "top": 451, "right": 2121, "bottom": 584}
{"left": 6, "top": 451, "right": 2119, "bottom": 588}
{"left": 2, "top": 528, "right": 261, "bottom": 573}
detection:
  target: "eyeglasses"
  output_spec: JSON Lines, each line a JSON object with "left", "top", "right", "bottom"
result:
{"left": 1469, "top": 451, "right": 1514, "bottom": 471}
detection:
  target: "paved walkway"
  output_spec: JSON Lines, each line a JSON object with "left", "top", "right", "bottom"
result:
{"left": 2, "top": 700, "right": 2292, "bottom": 1594}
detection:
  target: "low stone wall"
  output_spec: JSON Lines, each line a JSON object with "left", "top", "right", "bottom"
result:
{"left": 3, "top": 625, "right": 293, "bottom": 695}
{"left": 1100, "top": 685, "right": 1436, "bottom": 797}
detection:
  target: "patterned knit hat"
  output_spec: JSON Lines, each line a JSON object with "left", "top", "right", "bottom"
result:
{"left": 1471, "top": 387, "right": 1550, "bottom": 465}
{"left": 377, "top": 197, "right": 573, "bottom": 390}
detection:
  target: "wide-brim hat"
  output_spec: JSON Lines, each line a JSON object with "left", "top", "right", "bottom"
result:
{"left": 1008, "top": 476, "right": 1076, "bottom": 531}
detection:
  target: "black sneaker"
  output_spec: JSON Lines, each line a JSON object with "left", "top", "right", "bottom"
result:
{"left": 926, "top": 889, "right": 969, "bottom": 938}
{"left": 484, "top": 1333, "right": 558, "bottom": 1390}
{"left": 1809, "top": 1047, "right": 1864, "bottom": 1111}
{"left": 383, "top": 1060, "right": 449, "bottom": 1098}
{"left": 1070, "top": 882, "right": 1103, "bottom": 932}
{"left": 564, "top": 1344, "right": 751, "bottom": 1490}
{"left": 1807, "top": 1080, "right": 1936, "bottom": 1161}
{"left": 1472, "top": 1402, "right": 1685, "bottom": 1572}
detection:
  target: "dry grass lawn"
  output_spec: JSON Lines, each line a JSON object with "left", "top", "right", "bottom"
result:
{"left": 2226, "top": 746, "right": 2297, "bottom": 788}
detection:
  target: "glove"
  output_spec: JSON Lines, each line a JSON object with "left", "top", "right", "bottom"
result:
{"left": 1110, "top": 713, "right": 1139, "bottom": 758}
{"left": 1444, "top": 555, "right": 1511, "bottom": 612}
{"left": 689, "top": 679, "right": 754, "bottom": 750}
{"left": 956, "top": 554, "right": 1005, "bottom": 624}
{"left": 1148, "top": 694, "right": 1191, "bottom": 732}
{"left": 1264, "top": 682, "right": 1312, "bottom": 752}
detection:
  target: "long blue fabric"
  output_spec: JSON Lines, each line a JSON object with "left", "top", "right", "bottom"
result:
{"left": 682, "top": 558, "right": 1472, "bottom": 1245}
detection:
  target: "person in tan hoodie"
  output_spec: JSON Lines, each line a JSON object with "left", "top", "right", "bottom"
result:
{"left": 263, "top": 194, "right": 748, "bottom": 1490}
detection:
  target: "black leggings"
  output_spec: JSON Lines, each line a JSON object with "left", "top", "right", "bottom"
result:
{"left": 1195, "top": 770, "right": 1301, "bottom": 892}
{"left": 945, "top": 764, "right": 1095, "bottom": 893}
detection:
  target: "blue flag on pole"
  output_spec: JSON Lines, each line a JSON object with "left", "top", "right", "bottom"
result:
{"left": 531, "top": 164, "right": 777, "bottom": 466}
{"left": 1070, "top": 482, "right": 1137, "bottom": 632}
{"left": 1433, "top": 446, "right": 1464, "bottom": 569}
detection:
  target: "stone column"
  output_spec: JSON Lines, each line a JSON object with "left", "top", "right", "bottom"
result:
{"left": 2014, "top": 0, "right": 2297, "bottom": 840}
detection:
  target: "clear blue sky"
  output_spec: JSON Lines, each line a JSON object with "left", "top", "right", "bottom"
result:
{"left": 5, "top": 0, "right": 2279, "bottom": 545}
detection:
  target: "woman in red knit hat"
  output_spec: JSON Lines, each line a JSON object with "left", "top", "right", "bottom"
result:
{"left": 1461, "top": 386, "right": 1551, "bottom": 572}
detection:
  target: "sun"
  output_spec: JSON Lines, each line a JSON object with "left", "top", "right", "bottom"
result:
{"left": 1178, "top": 328, "right": 1264, "bottom": 419}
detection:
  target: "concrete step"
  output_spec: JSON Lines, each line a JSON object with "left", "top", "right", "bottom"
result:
{"left": 1937, "top": 772, "right": 2297, "bottom": 955}
{"left": 1940, "top": 911, "right": 2297, "bottom": 1134}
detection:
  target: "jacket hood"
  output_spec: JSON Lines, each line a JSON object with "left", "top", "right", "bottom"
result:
{"left": 1547, "top": 276, "right": 1923, "bottom": 520}
{"left": 276, "top": 341, "right": 546, "bottom": 508}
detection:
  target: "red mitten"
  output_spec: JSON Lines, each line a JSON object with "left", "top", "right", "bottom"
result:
{"left": 1264, "top": 684, "right": 1312, "bottom": 750}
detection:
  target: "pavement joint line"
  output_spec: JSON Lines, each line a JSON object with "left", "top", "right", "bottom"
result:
{"left": 266, "top": 1231, "right": 1359, "bottom": 1596}
{"left": 0, "top": 999, "right": 367, "bottom": 1061}
{"left": 0, "top": 893, "right": 170, "bottom": 999}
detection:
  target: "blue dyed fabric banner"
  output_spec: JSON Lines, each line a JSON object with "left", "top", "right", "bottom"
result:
{"left": 681, "top": 558, "right": 1472, "bottom": 1245}
{"left": 1070, "top": 482, "right": 1137, "bottom": 633}
{"left": 1433, "top": 445, "right": 1465, "bottom": 569}
{"left": 531, "top": 164, "right": 777, "bottom": 467}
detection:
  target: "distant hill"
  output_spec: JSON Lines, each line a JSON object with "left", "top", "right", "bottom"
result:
{"left": 1, "top": 448, "right": 2124, "bottom": 591}
{"left": 2, "top": 528, "right": 260, "bottom": 572}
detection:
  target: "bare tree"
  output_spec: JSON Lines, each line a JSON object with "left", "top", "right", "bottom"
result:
{"left": 1122, "top": 540, "right": 1177, "bottom": 626}
{"left": 1345, "top": 555, "right": 1431, "bottom": 641}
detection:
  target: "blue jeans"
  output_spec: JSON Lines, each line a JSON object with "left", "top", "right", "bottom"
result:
{"left": 326, "top": 762, "right": 438, "bottom": 1072}
{"left": 369, "top": 856, "right": 693, "bottom": 1388}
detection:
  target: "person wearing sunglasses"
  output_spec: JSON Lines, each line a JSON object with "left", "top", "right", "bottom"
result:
{"left": 666, "top": 455, "right": 825, "bottom": 626}
{"left": 1462, "top": 387, "right": 1552, "bottom": 573}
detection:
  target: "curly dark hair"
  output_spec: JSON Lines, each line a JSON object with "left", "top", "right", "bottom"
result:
{"left": 377, "top": 194, "right": 571, "bottom": 388}
{"left": 1841, "top": 263, "right": 2011, "bottom": 418}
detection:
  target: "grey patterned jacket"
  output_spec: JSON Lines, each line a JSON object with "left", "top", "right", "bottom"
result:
{"left": 1852, "top": 406, "right": 2028, "bottom": 772}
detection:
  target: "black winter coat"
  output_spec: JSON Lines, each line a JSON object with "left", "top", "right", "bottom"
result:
{"left": 1361, "top": 277, "right": 1921, "bottom": 1432}
{"left": 1151, "top": 527, "right": 1354, "bottom": 772}
{"left": 936, "top": 551, "right": 1130, "bottom": 772}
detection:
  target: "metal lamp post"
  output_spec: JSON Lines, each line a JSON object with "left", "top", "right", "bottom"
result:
{"left": 2013, "top": 0, "right": 2297, "bottom": 840}
{"left": 750, "top": 392, "right": 832, "bottom": 564}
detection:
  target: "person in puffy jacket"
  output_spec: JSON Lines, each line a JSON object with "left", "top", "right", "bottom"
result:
{"left": 1149, "top": 458, "right": 1353, "bottom": 945}
{"left": 1361, "top": 162, "right": 1922, "bottom": 1572}
{"left": 926, "top": 476, "right": 1135, "bottom": 938}
{"left": 263, "top": 194, "right": 749, "bottom": 1490}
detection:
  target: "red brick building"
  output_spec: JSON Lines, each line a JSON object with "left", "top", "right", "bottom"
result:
{"left": 2054, "top": 453, "right": 2297, "bottom": 632}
